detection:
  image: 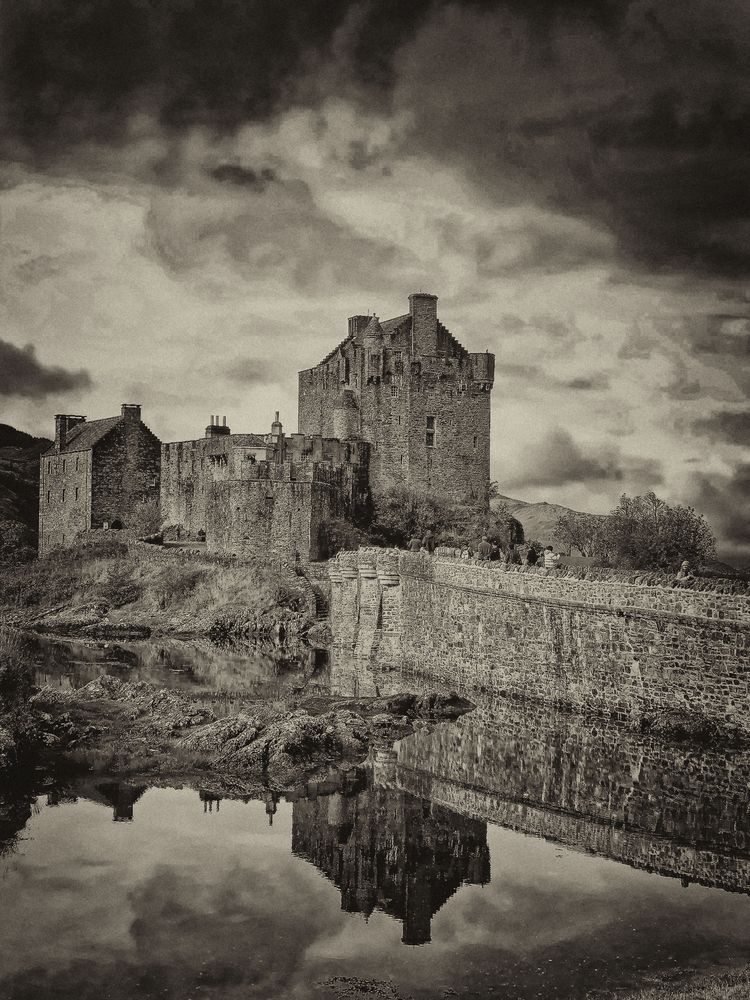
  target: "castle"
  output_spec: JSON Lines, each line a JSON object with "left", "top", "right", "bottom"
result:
{"left": 40, "top": 293, "right": 494, "bottom": 561}
{"left": 299, "top": 292, "right": 494, "bottom": 502}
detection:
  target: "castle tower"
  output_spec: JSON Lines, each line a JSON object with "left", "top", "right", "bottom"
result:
{"left": 332, "top": 389, "right": 359, "bottom": 441}
{"left": 298, "top": 293, "right": 495, "bottom": 505}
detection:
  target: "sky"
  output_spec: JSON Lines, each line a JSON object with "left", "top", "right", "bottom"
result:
{"left": 0, "top": 0, "right": 748, "bottom": 562}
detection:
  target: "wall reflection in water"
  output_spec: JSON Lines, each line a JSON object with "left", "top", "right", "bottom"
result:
{"left": 330, "top": 652, "right": 750, "bottom": 896}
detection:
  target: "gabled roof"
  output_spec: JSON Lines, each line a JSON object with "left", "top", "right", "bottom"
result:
{"left": 53, "top": 416, "right": 122, "bottom": 454}
{"left": 380, "top": 313, "right": 410, "bottom": 337}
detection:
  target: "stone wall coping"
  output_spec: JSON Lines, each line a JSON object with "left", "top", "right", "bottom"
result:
{"left": 328, "top": 545, "right": 750, "bottom": 624}
{"left": 331, "top": 545, "right": 749, "bottom": 596}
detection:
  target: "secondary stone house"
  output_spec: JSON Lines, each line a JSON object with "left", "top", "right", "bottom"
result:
{"left": 39, "top": 404, "right": 161, "bottom": 555}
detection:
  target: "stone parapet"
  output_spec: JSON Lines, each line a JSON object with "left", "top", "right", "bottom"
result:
{"left": 329, "top": 547, "right": 750, "bottom": 733}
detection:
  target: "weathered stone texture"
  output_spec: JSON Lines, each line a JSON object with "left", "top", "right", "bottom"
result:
{"left": 91, "top": 418, "right": 161, "bottom": 532}
{"left": 330, "top": 549, "right": 750, "bottom": 733}
{"left": 207, "top": 451, "right": 369, "bottom": 563}
{"left": 39, "top": 405, "right": 160, "bottom": 555}
{"left": 298, "top": 293, "right": 494, "bottom": 504}
{"left": 38, "top": 451, "right": 93, "bottom": 554}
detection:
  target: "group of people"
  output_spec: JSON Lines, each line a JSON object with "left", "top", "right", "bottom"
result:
{"left": 405, "top": 530, "right": 564, "bottom": 569}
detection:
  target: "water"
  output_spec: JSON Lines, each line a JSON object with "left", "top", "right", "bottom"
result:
{"left": 1, "top": 638, "right": 750, "bottom": 999}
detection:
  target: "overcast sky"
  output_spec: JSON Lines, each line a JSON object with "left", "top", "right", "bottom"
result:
{"left": 0, "top": 0, "right": 748, "bottom": 561}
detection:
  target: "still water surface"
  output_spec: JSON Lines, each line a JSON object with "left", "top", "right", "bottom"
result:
{"left": 1, "top": 636, "right": 749, "bottom": 999}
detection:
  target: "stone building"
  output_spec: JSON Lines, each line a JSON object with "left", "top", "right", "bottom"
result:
{"left": 298, "top": 293, "right": 495, "bottom": 504}
{"left": 162, "top": 412, "right": 370, "bottom": 562}
{"left": 206, "top": 426, "right": 370, "bottom": 563}
{"left": 38, "top": 404, "right": 160, "bottom": 555}
{"left": 160, "top": 414, "right": 273, "bottom": 537}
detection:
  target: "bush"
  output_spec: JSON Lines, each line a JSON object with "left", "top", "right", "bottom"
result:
{"left": 317, "top": 518, "right": 367, "bottom": 558}
{"left": 365, "top": 487, "right": 523, "bottom": 551}
{"left": 0, "top": 630, "right": 33, "bottom": 712}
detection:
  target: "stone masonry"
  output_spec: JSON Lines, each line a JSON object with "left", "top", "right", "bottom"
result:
{"left": 329, "top": 548, "right": 750, "bottom": 734}
{"left": 298, "top": 293, "right": 494, "bottom": 504}
{"left": 39, "top": 404, "right": 161, "bottom": 555}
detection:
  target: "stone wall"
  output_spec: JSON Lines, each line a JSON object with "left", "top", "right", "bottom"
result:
{"left": 91, "top": 418, "right": 161, "bottom": 533}
{"left": 160, "top": 433, "right": 269, "bottom": 537}
{"left": 391, "top": 699, "right": 750, "bottom": 893}
{"left": 329, "top": 548, "right": 750, "bottom": 732}
{"left": 38, "top": 450, "right": 93, "bottom": 554}
{"left": 38, "top": 412, "right": 160, "bottom": 555}
{"left": 207, "top": 458, "right": 368, "bottom": 563}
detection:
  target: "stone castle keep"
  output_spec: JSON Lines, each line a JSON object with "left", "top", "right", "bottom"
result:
{"left": 40, "top": 293, "right": 494, "bottom": 561}
{"left": 299, "top": 292, "right": 494, "bottom": 502}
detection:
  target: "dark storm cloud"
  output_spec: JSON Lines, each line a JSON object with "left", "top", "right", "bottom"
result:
{"left": 692, "top": 410, "right": 750, "bottom": 447}
{"left": 3, "top": 0, "right": 749, "bottom": 280}
{"left": 561, "top": 374, "right": 610, "bottom": 391}
{"left": 690, "top": 463, "right": 750, "bottom": 557}
{"left": 664, "top": 376, "right": 702, "bottom": 401}
{"left": 225, "top": 358, "right": 278, "bottom": 386}
{"left": 506, "top": 428, "right": 662, "bottom": 489}
{"left": 207, "top": 164, "right": 277, "bottom": 190}
{"left": 0, "top": 340, "right": 91, "bottom": 399}
{"left": 395, "top": 1, "right": 750, "bottom": 277}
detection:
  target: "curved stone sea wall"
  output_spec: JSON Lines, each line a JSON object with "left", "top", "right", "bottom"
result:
{"left": 329, "top": 548, "right": 750, "bottom": 731}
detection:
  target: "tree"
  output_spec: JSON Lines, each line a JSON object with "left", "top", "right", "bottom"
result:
{"left": 369, "top": 488, "right": 458, "bottom": 548}
{"left": 367, "top": 488, "right": 523, "bottom": 551}
{"left": 555, "top": 511, "right": 609, "bottom": 557}
{"left": 605, "top": 491, "right": 715, "bottom": 570}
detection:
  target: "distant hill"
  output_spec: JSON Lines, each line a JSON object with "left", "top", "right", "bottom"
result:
{"left": 492, "top": 493, "right": 596, "bottom": 550}
{"left": 0, "top": 423, "right": 52, "bottom": 561}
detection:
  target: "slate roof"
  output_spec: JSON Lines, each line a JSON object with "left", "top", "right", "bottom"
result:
{"left": 380, "top": 313, "right": 411, "bottom": 337}
{"left": 46, "top": 416, "right": 123, "bottom": 455}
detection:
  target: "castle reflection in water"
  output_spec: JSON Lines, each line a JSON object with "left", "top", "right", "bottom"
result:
{"left": 3, "top": 654, "right": 750, "bottom": 947}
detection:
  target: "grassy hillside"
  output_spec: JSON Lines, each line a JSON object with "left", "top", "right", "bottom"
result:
{"left": 493, "top": 493, "right": 597, "bottom": 549}
{"left": 0, "top": 538, "right": 314, "bottom": 637}
{"left": 0, "top": 423, "right": 51, "bottom": 562}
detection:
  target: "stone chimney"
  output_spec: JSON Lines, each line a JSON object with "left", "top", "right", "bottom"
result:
{"left": 348, "top": 315, "right": 370, "bottom": 338}
{"left": 205, "top": 415, "right": 230, "bottom": 437}
{"left": 121, "top": 403, "right": 141, "bottom": 423}
{"left": 408, "top": 293, "right": 438, "bottom": 356}
{"left": 54, "top": 414, "right": 86, "bottom": 451}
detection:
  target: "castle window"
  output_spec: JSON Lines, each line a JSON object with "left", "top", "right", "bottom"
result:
{"left": 391, "top": 385, "right": 398, "bottom": 397}
{"left": 62, "top": 488, "right": 66, "bottom": 502}
{"left": 76, "top": 456, "right": 80, "bottom": 471}
{"left": 48, "top": 461, "right": 51, "bottom": 474}
{"left": 426, "top": 416, "right": 436, "bottom": 448}
{"left": 75, "top": 487, "right": 79, "bottom": 501}
{"left": 62, "top": 459, "right": 66, "bottom": 473}
{"left": 473, "top": 435, "right": 478, "bottom": 450}
{"left": 47, "top": 491, "right": 50, "bottom": 505}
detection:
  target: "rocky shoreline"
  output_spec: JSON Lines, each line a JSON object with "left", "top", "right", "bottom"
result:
{"left": 5, "top": 667, "right": 474, "bottom": 791}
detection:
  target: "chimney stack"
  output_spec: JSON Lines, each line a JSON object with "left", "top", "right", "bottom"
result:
{"left": 121, "top": 403, "right": 141, "bottom": 423}
{"left": 54, "top": 414, "right": 86, "bottom": 451}
{"left": 408, "top": 292, "right": 438, "bottom": 356}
